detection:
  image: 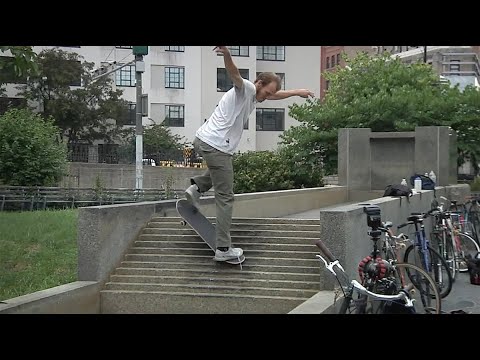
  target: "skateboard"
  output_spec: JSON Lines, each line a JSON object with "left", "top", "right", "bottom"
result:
{"left": 176, "top": 199, "right": 245, "bottom": 265}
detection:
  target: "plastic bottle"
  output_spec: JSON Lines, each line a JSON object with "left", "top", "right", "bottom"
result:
{"left": 401, "top": 178, "right": 407, "bottom": 186}
{"left": 414, "top": 176, "right": 422, "bottom": 192}
{"left": 429, "top": 170, "right": 436, "bottom": 184}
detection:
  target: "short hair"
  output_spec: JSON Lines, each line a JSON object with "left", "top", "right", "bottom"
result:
{"left": 254, "top": 72, "right": 282, "bottom": 92}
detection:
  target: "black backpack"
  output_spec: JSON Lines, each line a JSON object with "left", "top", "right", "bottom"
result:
{"left": 409, "top": 174, "right": 435, "bottom": 190}
{"left": 383, "top": 184, "right": 413, "bottom": 198}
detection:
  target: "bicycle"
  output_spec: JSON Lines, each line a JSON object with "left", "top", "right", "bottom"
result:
{"left": 399, "top": 209, "right": 453, "bottom": 298}
{"left": 315, "top": 205, "right": 441, "bottom": 314}
{"left": 430, "top": 197, "right": 480, "bottom": 280}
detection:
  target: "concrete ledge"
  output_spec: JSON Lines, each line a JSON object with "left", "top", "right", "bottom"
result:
{"left": 288, "top": 291, "right": 337, "bottom": 314}
{"left": 0, "top": 281, "right": 100, "bottom": 314}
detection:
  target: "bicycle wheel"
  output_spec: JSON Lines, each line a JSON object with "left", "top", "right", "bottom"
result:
{"left": 403, "top": 244, "right": 453, "bottom": 298}
{"left": 338, "top": 293, "right": 369, "bottom": 314}
{"left": 454, "top": 231, "right": 480, "bottom": 272}
{"left": 375, "top": 262, "right": 441, "bottom": 314}
{"left": 432, "top": 231, "right": 457, "bottom": 280}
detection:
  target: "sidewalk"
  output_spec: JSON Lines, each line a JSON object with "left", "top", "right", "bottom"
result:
{"left": 281, "top": 207, "right": 480, "bottom": 314}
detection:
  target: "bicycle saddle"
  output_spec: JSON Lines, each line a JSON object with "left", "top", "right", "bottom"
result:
{"left": 407, "top": 214, "right": 423, "bottom": 222}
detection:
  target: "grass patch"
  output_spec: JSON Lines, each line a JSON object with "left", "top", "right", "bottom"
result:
{"left": 0, "top": 209, "right": 78, "bottom": 302}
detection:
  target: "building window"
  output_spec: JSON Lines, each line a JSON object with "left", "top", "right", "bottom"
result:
{"left": 450, "top": 59, "right": 460, "bottom": 75}
{"left": 68, "top": 60, "right": 82, "bottom": 87}
{"left": 256, "top": 72, "right": 285, "bottom": 90}
{"left": 165, "top": 46, "right": 185, "bottom": 52}
{"left": 116, "top": 64, "right": 136, "bottom": 87}
{"left": 98, "top": 143, "right": 119, "bottom": 164}
{"left": 116, "top": 46, "right": 133, "bottom": 49}
{"left": 326, "top": 57, "right": 330, "bottom": 69}
{"left": 164, "top": 105, "right": 184, "bottom": 127}
{"left": 217, "top": 68, "right": 249, "bottom": 92}
{"left": 117, "top": 103, "right": 136, "bottom": 126}
{"left": 256, "top": 108, "right": 285, "bottom": 131}
{"left": 325, "top": 80, "right": 330, "bottom": 90}
{"left": 165, "top": 67, "right": 185, "bottom": 88}
{"left": 0, "top": 56, "right": 28, "bottom": 84}
{"left": 331, "top": 56, "right": 335, "bottom": 67}
{"left": 256, "top": 46, "right": 285, "bottom": 61}
{"left": 225, "top": 46, "right": 249, "bottom": 57}
{"left": 336, "top": 53, "right": 341, "bottom": 65}
{"left": 0, "top": 97, "right": 27, "bottom": 115}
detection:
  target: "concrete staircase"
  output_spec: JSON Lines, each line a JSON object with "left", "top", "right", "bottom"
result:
{"left": 100, "top": 216, "right": 322, "bottom": 313}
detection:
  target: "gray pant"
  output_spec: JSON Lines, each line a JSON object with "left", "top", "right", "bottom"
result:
{"left": 191, "top": 137, "right": 234, "bottom": 249}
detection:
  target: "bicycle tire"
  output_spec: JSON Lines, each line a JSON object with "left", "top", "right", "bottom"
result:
{"left": 375, "top": 262, "right": 441, "bottom": 314}
{"left": 455, "top": 231, "right": 480, "bottom": 272}
{"left": 403, "top": 244, "right": 453, "bottom": 298}
{"left": 338, "top": 292, "right": 369, "bottom": 314}
{"left": 431, "top": 231, "right": 457, "bottom": 280}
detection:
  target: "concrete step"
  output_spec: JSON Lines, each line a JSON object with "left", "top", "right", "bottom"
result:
{"left": 103, "top": 282, "right": 319, "bottom": 298}
{"left": 142, "top": 228, "right": 320, "bottom": 238}
{"left": 119, "top": 261, "right": 321, "bottom": 275}
{"left": 126, "top": 248, "right": 318, "bottom": 259}
{"left": 134, "top": 240, "right": 316, "bottom": 252}
{"left": 150, "top": 217, "right": 319, "bottom": 225}
{"left": 147, "top": 221, "right": 320, "bottom": 231}
{"left": 109, "top": 274, "right": 319, "bottom": 290}
{"left": 100, "top": 290, "right": 308, "bottom": 313}
{"left": 113, "top": 267, "right": 321, "bottom": 282}
{"left": 124, "top": 254, "right": 319, "bottom": 267}
{"left": 138, "top": 233, "right": 317, "bottom": 244}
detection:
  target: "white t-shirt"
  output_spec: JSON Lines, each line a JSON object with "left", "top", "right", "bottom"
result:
{"left": 196, "top": 78, "right": 256, "bottom": 155}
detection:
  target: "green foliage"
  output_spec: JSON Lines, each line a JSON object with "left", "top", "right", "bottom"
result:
{"left": 117, "top": 121, "right": 186, "bottom": 163}
{"left": 281, "top": 52, "right": 480, "bottom": 175}
{"left": 233, "top": 151, "right": 295, "bottom": 194}
{"left": 0, "top": 46, "right": 39, "bottom": 95}
{"left": 93, "top": 174, "right": 105, "bottom": 200}
{"left": 18, "top": 48, "right": 129, "bottom": 144}
{"left": 471, "top": 177, "right": 480, "bottom": 191}
{"left": 0, "top": 108, "right": 68, "bottom": 186}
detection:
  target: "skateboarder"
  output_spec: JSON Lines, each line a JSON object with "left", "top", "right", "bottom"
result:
{"left": 185, "top": 46, "right": 314, "bottom": 262}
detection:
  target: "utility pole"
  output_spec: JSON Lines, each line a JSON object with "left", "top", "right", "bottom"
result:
{"left": 132, "top": 46, "right": 148, "bottom": 190}
{"left": 424, "top": 46, "right": 428, "bottom": 63}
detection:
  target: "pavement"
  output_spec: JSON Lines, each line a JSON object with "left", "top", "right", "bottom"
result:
{"left": 280, "top": 208, "right": 480, "bottom": 314}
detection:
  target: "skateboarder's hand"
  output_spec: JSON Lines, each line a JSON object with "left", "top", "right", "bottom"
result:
{"left": 213, "top": 46, "right": 229, "bottom": 55}
{"left": 297, "top": 89, "right": 315, "bottom": 98}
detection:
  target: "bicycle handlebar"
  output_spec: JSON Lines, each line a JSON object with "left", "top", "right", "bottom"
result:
{"left": 315, "top": 239, "right": 336, "bottom": 262}
{"left": 351, "top": 280, "right": 415, "bottom": 306}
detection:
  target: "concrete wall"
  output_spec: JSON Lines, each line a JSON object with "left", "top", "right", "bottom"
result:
{"left": 338, "top": 126, "right": 457, "bottom": 191}
{"left": 318, "top": 184, "right": 470, "bottom": 290}
{"left": 63, "top": 162, "right": 205, "bottom": 189}
{"left": 0, "top": 281, "right": 99, "bottom": 314}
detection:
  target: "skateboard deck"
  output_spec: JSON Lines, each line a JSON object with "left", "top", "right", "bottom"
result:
{"left": 176, "top": 199, "right": 245, "bottom": 265}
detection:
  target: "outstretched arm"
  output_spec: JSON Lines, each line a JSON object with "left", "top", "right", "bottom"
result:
{"left": 266, "top": 89, "right": 315, "bottom": 100}
{"left": 214, "top": 46, "right": 244, "bottom": 89}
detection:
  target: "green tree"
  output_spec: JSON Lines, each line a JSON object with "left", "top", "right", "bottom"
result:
{"left": 117, "top": 121, "right": 186, "bottom": 164}
{"left": 18, "top": 48, "right": 129, "bottom": 145}
{"left": 281, "top": 52, "right": 480, "bottom": 175}
{"left": 233, "top": 151, "right": 296, "bottom": 194}
{"left": 0, "top": 108, "right": 68, "bottom": 186}
{"left": 0, "top": 46, "right": 39, "bottom": 97}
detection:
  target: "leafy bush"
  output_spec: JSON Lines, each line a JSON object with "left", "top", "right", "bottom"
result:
{"left": 471, "top": 177, "right": 480, "bottom": 192}
{"left": 0, "top": 108, "right": 68, "bottom": 186}
{"left": 233, "top": 151, "right": 294, "bottom": 194}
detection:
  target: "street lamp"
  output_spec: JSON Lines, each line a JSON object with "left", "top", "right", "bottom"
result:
{"left": 132, "top": 46, "right": 148, "bottom": 190}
